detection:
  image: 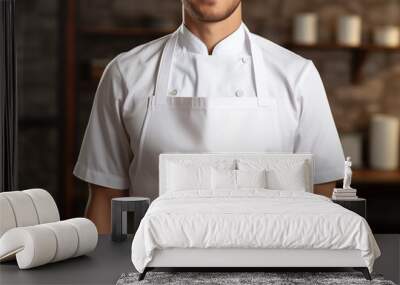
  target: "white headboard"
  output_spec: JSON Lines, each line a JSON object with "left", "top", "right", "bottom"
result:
{"left": 159, "top": 153, "right": 314, "bottom": 195}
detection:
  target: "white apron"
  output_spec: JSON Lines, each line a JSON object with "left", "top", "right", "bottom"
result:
{"left": 132, "top": 27, "right": 283, "bottom": 200}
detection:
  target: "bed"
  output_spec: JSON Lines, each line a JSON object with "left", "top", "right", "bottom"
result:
{"left": 131, "top": 153, "right": 380, "bottom": 280}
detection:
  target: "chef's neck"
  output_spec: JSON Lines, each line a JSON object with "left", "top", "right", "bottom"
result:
{"left": 182, "top": 4, "right": 242, "bottom": 55}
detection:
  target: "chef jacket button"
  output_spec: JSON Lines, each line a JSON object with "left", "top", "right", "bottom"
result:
{"left": 235, "top": 89, "right": 244, "bottom": 97}
{"left": 241, "top": 57, "right": 247, "bottom": 64}
{"left": 169, "top": 89, "right": 178, "bottom": 96}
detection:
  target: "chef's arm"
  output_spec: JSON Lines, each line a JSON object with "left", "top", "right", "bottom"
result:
{"left": 85, "top": 183, "right": 129, "bottom": 234}
{"left": 314, "top": 181, "right": 337, "bottom": 197}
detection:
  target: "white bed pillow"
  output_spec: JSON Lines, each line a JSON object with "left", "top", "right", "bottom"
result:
{"left": 211, "top": 169, "right": 236, "bottom": 190}
{"left": 267, "top": 167, "right": 307, "bottom": 192}
{"left": 237, "top": 169, "right": 268, "bottom": 189}
{"left": 211, "top": 169, "right": 268, "bottom": 190}
{"left": 167, "top": 162, "right": 212, "bottom": 191}
{"left": 266, "top": 163, "right": 307, "bottom": 191}
{"left": 238, "top": 159, "right": 310, "bottom": 192}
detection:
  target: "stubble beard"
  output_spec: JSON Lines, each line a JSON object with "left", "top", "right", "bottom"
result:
{"left": 183, "top": 0, "right": 241, "bottom": 23}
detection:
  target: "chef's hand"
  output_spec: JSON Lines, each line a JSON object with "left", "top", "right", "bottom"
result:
{"left": 314, "top": 181, "right": 337, "bottom": 197}
{"left": 85, "top": 184, "right": 129, "bottom": 234}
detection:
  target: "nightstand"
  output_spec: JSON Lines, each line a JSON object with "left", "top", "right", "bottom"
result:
{"left": 111, "top": 197, "right": 150, "bottom": 242}
{"left": 332, "top": 198, "right": 367, "bottom": 219}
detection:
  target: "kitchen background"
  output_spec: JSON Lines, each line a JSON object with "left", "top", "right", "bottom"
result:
{"left": 16, "top": 0, "right": 399, "bottom": 226}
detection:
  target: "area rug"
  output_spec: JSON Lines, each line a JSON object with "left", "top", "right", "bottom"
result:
{"left": 116, "top": 271, "right": 396, "bottom": 285}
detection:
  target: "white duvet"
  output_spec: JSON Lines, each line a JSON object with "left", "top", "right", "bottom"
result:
{"left": 131, "top": 190, "right": 380, "bottom": 273}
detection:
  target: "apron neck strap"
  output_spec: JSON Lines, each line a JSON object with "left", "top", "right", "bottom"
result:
{"left": 154, "top": 25, "right": 271, "bottom": 106}
{"left": 154, "top": 31, "right": 178, "bottom": 98}
{"left": 243, "top": 25, "right": 271, "bottom": 106}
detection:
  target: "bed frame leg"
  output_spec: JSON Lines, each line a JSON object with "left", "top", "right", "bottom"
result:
{"left": 354, "top": 267, "right": 371, "bottom": 280}
{"left": 138, "top": 268, "right": 148, "bottom": 281}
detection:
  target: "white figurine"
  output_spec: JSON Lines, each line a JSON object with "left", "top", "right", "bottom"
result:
{"left": 343, "top": 156, "right": 353, "bottom": 189}
{"left": 332, "top": 156, "right": 357, "bottom": 199}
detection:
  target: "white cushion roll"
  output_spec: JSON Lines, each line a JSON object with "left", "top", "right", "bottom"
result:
{"left": 0, "top": 196, "right": 17, "bottom": 237}
{"left": 0, "top": 226, "right": 57, "bottom": 269}
{"left": 0, "top": 218, "right": 98, "bottom": 269}
{"left": 23, "top": 189, "right": 60, "bottom": 224}
{"left": 65, "top": 218, "right": 98, "bottom": 257}
{"left": 0, "top": 191, "right": 39, "bottom": 227}
{"left": 42, "top": 221, "right": 79, "bottom": 262}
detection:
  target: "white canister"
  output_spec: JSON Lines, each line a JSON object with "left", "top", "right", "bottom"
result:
{"left": 293, "top": 13, "right": 318, "bottom": 45}
{"left": 337, "top": 15, "right": 362, "bottom": 47}
{"left": 373, "top": 26, "right": 400, "bottom": 48}
{"left": 369, "top": 114, "right": 399, "bottom": 170}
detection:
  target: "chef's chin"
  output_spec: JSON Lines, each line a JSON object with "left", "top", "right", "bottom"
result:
{"left": 182, "top": 0, "right": 241, "bottom": 23}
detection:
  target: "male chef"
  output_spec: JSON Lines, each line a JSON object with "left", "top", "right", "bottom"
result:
{"left": 74, "top": 0, "right": 345, "bottom": 233}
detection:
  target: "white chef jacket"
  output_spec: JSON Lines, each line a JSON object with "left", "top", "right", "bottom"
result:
{"left": 73, "top": 23, "right": 345, "bottom": 193}
{"left": 171, "top": 24, "right": 256, "bottom": 98}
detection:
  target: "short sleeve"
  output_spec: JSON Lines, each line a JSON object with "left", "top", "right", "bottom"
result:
{"left": 73, "top": 60, "right": 132, "bottom": 189}
{"left": 293, "top": 61, "right": 345, "bottom": 184}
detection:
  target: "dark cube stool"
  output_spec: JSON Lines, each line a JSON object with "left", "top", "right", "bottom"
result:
{"left": 111, "top": 197, "right": 150, "bottom": 242}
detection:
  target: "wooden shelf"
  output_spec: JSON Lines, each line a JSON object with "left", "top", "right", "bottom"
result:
{"left": 353, "top": 169, "right": 400, "bottom": 184}
{"left": 286, "top": 43, "right": 400, "bottom": 52}
{"left": 80, "top": 26, "right": 175, "bottom": 37}
{"left": 286, "top": 42, "right": 400, "bottom": 83}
